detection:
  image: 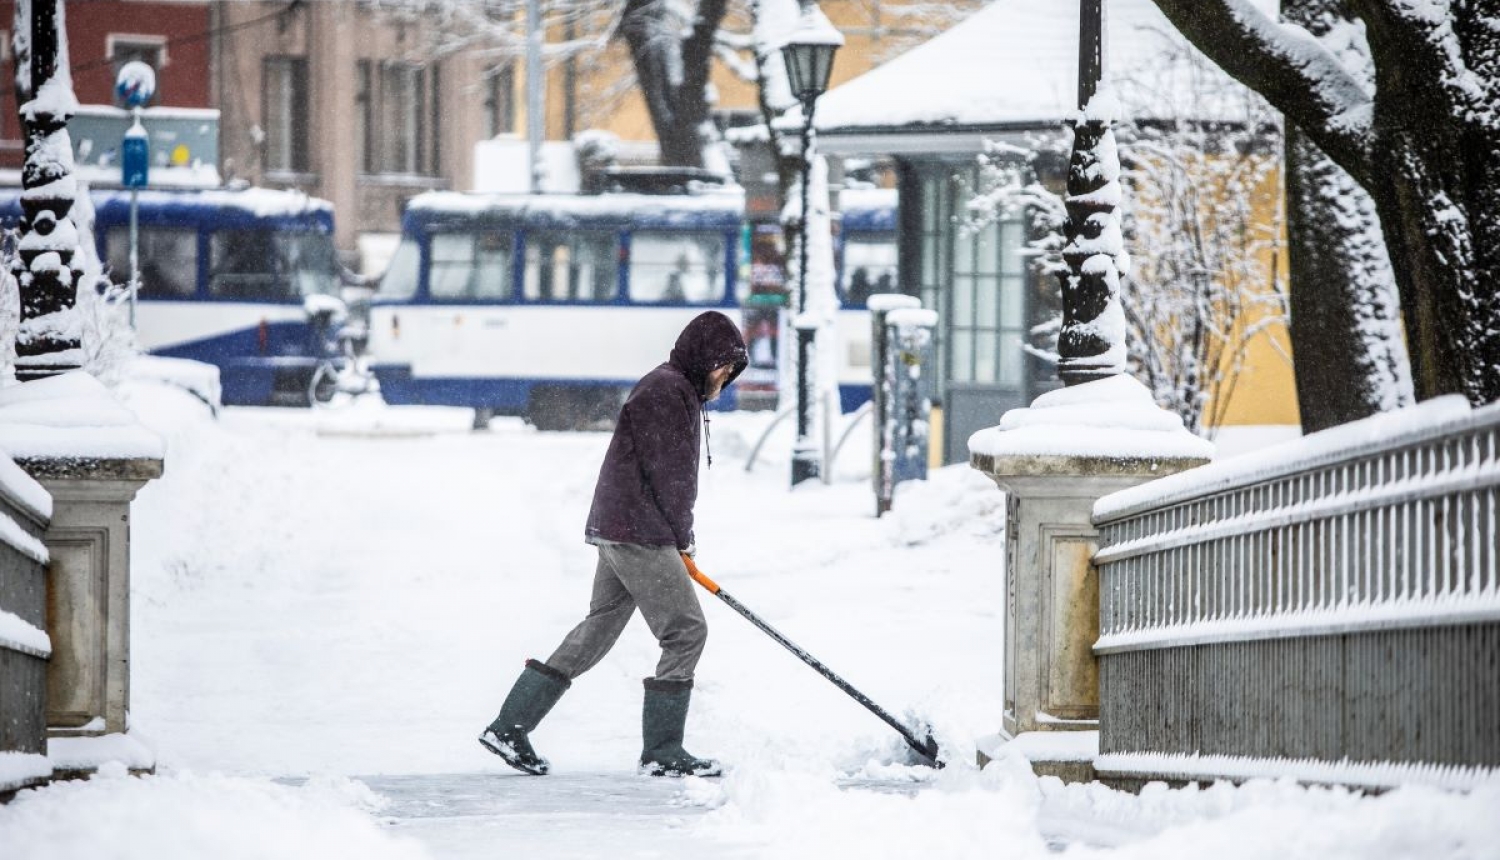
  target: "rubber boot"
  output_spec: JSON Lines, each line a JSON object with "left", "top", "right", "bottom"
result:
{"left": 479, "top": 659, "right": 571, "bottom": 775}
{"left": 638, "top": 678, "right": 722, "bottom": 777}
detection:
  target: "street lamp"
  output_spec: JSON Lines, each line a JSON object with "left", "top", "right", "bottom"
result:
{"left": 1056, "top": 0, "right": 1126, "bottom": 385}
{"left": 782, "top": 2, "right": 842, "bottom": 487}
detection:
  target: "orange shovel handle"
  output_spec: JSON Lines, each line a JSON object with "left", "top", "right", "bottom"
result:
{"left": 680, "top": 553, "right": 721, "bottom": 594}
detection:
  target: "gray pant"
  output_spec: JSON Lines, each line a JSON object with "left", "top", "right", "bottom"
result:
{"left": 546, "top": 541, "right": 707, "bottom": 683}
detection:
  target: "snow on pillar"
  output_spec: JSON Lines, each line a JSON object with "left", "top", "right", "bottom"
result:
{"left": 1057, "top": 0, "right": 1126, "bottom": 385}
{"left": 11, "top": 0, "right": 83, "bottom": 382}
{"left": 1056, "top": 91, "right": 1128, "bottom": 384}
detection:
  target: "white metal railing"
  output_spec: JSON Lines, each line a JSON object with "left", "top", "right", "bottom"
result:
{"left": 1093, "top": 399, "right": 1500, "bottom": 654}
{"left": 1090, "top": 398, "right": 1500, "bottom": 782}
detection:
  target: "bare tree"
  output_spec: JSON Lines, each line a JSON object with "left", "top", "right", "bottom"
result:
{"left": 367, "top": 0, "right": 737, "bottom": 170}
{"left": 1147, "top": 0, "right": 1500, "bottom": 407}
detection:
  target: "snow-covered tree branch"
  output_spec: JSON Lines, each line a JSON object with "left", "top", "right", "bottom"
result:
{"left": 1151, "top": 0, "right": 1500, "bottom": 407}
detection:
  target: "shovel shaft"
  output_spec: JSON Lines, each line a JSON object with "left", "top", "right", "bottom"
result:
{"left": 681, "top": 555, "right": 938, "bottom": 762}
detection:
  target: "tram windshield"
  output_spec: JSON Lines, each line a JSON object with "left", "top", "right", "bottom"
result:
{"left": 208, "top": 230, "right": 339, "bottom": 301}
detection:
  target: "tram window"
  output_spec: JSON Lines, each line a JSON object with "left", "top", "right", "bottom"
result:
{"left": 630, "top": 232, "right": 724, "bottom": 304}
{"left": 430, "top": 231, "right": 512, "bottom": 301}
{"left": 841, "top": 236, "right": 899, "bottom": 307}
{"left": 106, "top": 227, "right": 198, "bottom": 298}
{"left": 208, "top": 230, "right": 338, "bottom": 300}
{"left": 523, "top": 232, "right": 615, "bottom": 302}
{"left": 380, "top": 237, "right": 420, "bottom": 301}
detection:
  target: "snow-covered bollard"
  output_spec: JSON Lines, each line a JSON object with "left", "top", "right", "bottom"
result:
{"left": 873, "top": 304, "right": 936, "bottom": 516}
{"left": 0, "top": 371, "right": 163, "bottom": 779}
{"left": 968, "top": 375, "right": 1211, "bottom": 781}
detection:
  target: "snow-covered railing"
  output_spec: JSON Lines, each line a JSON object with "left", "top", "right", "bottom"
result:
{"left": 0, "top": 451, "right": 53, "bottom": 796}
{"left": 1090, "top": 397, "right": 1500, "bottom": 789}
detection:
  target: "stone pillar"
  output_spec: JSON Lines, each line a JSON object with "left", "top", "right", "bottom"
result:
{"left": 969, "top": 375, "right": 1210, "bottom": 781}
{"left": 0, "top": 372, "right": 164, "bottom": 778}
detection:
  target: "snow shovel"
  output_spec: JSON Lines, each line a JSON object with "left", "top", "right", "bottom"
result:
{"left": 681, "top": 554, "right": 944, "bottom": 768}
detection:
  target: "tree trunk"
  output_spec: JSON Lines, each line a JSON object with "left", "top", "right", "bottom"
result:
{"left": 1358, "top": 0, "right": 1500, "bottom": 404}
{"left": 619, "top": 0, "right": 729, "bottom": 169}
{"left": 1286, "top": 127, "right": 1413, "bottom": 431}
{"left": 1147, "top": 0, "right": 1500, "bottom": 405}
{"left": 1283, "top": 0, "right": 1413, "bottom": 432}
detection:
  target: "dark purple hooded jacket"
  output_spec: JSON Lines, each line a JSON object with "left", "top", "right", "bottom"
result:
{"left": 585, "top": 311, "right": 748, "bottom": 550}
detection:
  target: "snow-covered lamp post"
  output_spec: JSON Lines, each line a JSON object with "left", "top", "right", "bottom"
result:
{"left": 11, "top": 0, "right": 82, "bottom": 382}
{"left": 968, "top": 0, "right": 1211, "bottom": 779}
{"left": 782, "top": 1, "right": 842, "bottom": 487}
{"left": 1056, "top": 0, "right": 1127, "bottom": 385}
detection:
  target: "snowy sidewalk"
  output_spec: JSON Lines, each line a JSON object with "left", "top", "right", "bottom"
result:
{"left": 2, "top": 388, "right": 1496, "bottom": 859}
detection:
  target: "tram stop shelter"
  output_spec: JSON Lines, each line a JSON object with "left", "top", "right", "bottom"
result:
{"left": 813, "top": 0, "right": 1274, "bottom": 463}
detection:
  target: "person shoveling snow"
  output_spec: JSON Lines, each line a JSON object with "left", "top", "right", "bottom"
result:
{"left": 480, "top": 311, "right": 747, "bottom": 778}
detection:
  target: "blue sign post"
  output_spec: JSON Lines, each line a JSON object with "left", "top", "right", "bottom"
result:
{"left": 116, "top": 61, "right": 156, "bottom": 328}
{"left": 121, "top": 128, "right": 149, "bottom": 188}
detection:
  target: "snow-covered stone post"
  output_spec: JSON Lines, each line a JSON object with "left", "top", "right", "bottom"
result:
{"left": 0, "top": 374, "right": 164, "bottom": 779}
{"left": 11, "top": 0, "right": 83, "bottom": 382}
{"left": 969, "top": 0, "right": 1210, "bottom": 780}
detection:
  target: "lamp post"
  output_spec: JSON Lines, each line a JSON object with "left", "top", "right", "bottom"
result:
{"left": 1056, "top": 0, "right": 1127, "bottom": 385}
{"left": 12, "top": 0, "right": 83, "bottom": 381}
{"left": 782, "top": 2, "right": 842, "bottom": 487}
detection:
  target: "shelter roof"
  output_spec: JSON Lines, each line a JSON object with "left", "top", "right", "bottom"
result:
{"left": 815, "top": 0, "right": 1279, "bottom": 140}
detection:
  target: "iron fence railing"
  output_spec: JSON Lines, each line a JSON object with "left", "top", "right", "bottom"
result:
{"left": 1091, "top": 398, "right": 1500, "bottom": 788}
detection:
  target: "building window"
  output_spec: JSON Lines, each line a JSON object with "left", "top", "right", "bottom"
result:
{"left": 483, "top": 64, "right": 515, "bottom": 137}
{"left": 263, "top": 56, "right": 309, "bottom": 173}
{"left": 108, "top": 34, "right": 168, "bottom": 105}
{"left": 359, "top": 60, "right": 441, "bottom": 176}
{"left": 925, "top": 163, "right": 1028, "bottom": 389}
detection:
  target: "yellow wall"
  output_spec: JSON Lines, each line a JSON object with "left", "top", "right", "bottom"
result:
{"left": 1206, "top": 167, "right": 1299, "bottom": 429}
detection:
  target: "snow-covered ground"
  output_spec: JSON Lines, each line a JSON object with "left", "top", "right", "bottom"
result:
{"left": 1, "top": 383, "right": 1494, "bottom": 859}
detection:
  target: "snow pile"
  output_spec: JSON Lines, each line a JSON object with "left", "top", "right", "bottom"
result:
{"left": 0, "top": 768, "right": 430, "bottom": 860}
{"left": 48, "top": 733, "right": 156, "bottom": 774}
{"left": 969, "top": 374, "right": 1215, "bottom": 461}
{"left": 885, "top": 465, "right": 1005, "bottom": 546}
{"left": 0, "top": 371, "right": 164, "bottom": 460}
{"left": 689, "top": 753, "right": 1500, "bottom": 860}
{"left": 0, "top": 753, "right": 51, "bottom": 793}
{"left": 126, "top": 356, "right": 223, "bottom": 413}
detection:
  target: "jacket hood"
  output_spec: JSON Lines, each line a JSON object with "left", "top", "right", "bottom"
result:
{"left": 669, "top": 311, "right": 749, "bottom": 400}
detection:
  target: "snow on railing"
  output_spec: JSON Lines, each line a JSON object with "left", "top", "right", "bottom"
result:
{"left": 1094, "top": 399, "right": 1500, "bottom": 650}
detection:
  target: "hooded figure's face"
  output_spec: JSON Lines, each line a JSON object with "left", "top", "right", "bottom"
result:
{"left": 705, "top": 364, "right": 735, "bottom": 401}
{"left": 669, "top": 311, "right": 749, "bottom": 401}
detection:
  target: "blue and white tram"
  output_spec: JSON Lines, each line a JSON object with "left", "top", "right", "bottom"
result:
{"left": 368, "top": 187, "right": 746, "bottom": 429}
{"left": 0, "top": 186, "right": 342, "bottom": 406}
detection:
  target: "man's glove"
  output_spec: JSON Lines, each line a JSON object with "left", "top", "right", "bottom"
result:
{"left": 681, "top": 542, "right": 696, "bottom": 559}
